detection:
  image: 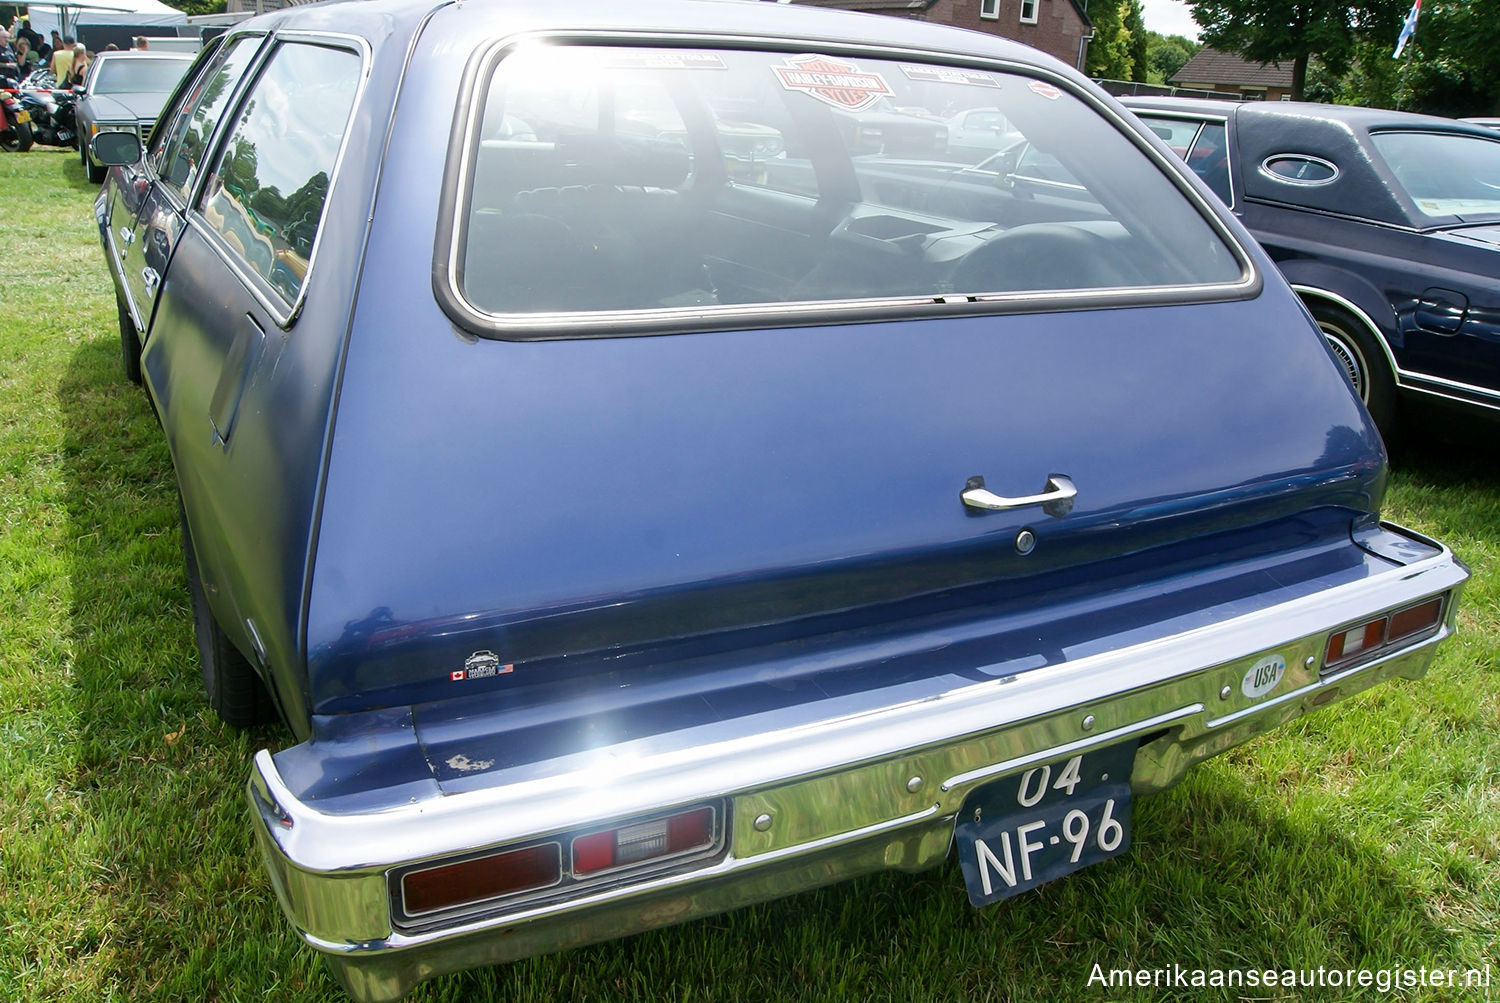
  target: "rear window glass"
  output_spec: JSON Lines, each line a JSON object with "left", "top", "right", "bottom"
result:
{"left": 1372, "top": 131, "right": 1500, "bottom": 217}
{"left": 454, "top": 45, "right": 1244, "bottom": 319}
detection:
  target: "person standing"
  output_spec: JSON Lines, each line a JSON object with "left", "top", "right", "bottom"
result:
{"left": 65, "top": 42, "right": 88, "bottom": 88}
{"left": 0, "top": 29, "right": 18, "bottom": 88}
{"left": 50, "top": 36, "right": 73, "bottom": 83}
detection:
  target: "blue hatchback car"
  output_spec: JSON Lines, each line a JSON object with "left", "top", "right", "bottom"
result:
{"left": 92, "top": 2, "right": 1466, "bottom": 999}
{"left": 1125, "top": 97, "right": 1500, "bottom": 435}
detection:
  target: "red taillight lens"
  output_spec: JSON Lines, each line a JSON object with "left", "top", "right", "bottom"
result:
{"left": 1388, "top": 597, "right": 1443, "bottom": 641}
{"left": 401, "top": 842, "right": 560, "bottom": 917}
{"left": 571, "top": 806, "right": 716, "bottom": 877}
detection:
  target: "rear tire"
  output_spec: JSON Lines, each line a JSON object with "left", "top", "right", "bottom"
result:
{"left": 1307, "top": 299, "right": 1397, "bottom": 436}
{"left": 117, "top": 294, "right": 143, "bottom": 385}
{"left": 181, "top": 504, "right": 274, "bottom": 729}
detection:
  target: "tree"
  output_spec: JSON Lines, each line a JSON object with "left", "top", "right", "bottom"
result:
{"left": 1185, "top": 0, "right": 1404, "bottom": 100}
{"left": 1123, "top": 0, "right": 1150, "bottom": 82}
{"left": 1146, "top": 33, "right": 1199, "bottom": 84}
{"left": 1085, "top": 0, "right": 1134, "bottom": 80}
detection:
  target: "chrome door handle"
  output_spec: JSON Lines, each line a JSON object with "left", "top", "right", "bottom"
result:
{"left": 141, "top": 266, "right": 160, "bottom": 297}
{"left": 961, "top": 473, "right": 1076, "bottom": 517}
{"left": 119, "top": 225, "right": 134, "bottom": 246}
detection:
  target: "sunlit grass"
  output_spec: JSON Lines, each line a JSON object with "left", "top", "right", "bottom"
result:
{"left": 0, "top": 147, "right": 1494, "bottom": 1002}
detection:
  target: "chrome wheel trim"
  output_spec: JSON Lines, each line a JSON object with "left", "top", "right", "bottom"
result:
{"left": 1320, "top": 323, "right": 1368, "bottom": 401}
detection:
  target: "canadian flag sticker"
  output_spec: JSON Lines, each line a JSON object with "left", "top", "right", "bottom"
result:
{"left": 450, "top": 669, "right": 466, "bottom": 682}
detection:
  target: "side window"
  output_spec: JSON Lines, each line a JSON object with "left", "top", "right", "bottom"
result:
{"left": 198, "top": 42, "right": 361, "bottom": 305}
{"left": 153, "top": 36, "right": 262, "bottom": 199}
{"left": 1186, "top": 122, "right": 1231, "bottom": 205}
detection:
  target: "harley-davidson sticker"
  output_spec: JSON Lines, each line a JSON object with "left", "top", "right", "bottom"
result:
{"left": 451, "top": 650, "right": 513, "bottom": 682}
{"left": 773, "top": 54, "right": 893, "bottom": 111}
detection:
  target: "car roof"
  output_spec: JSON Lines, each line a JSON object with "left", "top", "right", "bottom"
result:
{"left": 90, "top": 50, "right": 194, "bottom": 64}
{"left": 1119, "top": 95, "right": 1242, "bottom": 118}
{"left": 236, "top": 0, "right": 1075, "bottom": 71}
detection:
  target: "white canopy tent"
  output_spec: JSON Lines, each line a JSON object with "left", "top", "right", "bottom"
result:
{"left": 21, "top": 0, "right": 187, "bottom": 41}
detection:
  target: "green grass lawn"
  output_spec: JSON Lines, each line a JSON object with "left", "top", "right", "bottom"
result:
{"left": 1, "top": 146, "right": 1495, "bottom": 1002}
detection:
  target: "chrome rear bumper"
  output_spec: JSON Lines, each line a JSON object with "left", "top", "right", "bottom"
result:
{"left": 249, "top": 530, "right": 1466, "bottom": 1003}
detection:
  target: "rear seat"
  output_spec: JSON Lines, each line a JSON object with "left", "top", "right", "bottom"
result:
{"left": 462, "top": 135, "right": 716, "bottom": 314}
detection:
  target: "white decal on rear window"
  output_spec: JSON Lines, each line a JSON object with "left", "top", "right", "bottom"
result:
{"left": 900, "top": 63, "right": 1000, "bottom": 88}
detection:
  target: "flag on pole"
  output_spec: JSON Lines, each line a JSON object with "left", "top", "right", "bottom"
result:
{"left": 1393, "top": 0, "right": 1421, "bottom": 58}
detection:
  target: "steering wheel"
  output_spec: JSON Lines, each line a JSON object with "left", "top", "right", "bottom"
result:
{"left": 949, "top": 222, "right": 1137, "bottom": 293}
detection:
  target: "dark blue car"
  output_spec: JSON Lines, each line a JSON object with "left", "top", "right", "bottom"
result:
{"left": 1125, "top": 97, "right": 1500, "bottom": 435}
{"left": 91, "top": 3, "right": 1466, "bottom": 999}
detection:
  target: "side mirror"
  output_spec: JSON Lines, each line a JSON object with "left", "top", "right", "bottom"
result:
{"left": 91, "top": 130, "right": 142, "bottom": 167}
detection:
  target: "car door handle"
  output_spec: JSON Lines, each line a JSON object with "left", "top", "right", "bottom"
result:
{"left": 961, "top": 473, "right": 1076, "bottom": 517}
{"left": 141, "top": 266, "right": 160, "bottom": 297}
{"left": 119, "top": 226, "right": 134, "bottom": 247}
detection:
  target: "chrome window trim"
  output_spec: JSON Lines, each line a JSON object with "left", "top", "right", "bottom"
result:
{"left": 433, "top": 31, "right": 1260, "bottom": 341}
{"left": 186, "top": 31, "right": 373, "bottom": 330}
{"left": 1259, "top": 152, "right": 1339, "bottom": 186}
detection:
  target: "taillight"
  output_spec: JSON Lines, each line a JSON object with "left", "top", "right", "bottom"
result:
{"left": 1324, "top": 595, "right": 1446, "bottom": 670}
{"left": 572, "top": 805, "right": 716, "bottom": 877}
{"left": 394, "top": 802, "right": 724, "bottom": 928}
{"left": 400, "top": 842, "right": 561, "bottom": 918}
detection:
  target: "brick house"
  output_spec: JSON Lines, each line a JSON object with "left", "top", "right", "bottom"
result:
{"left": 1170, "top": 47, "right": 1294, "bottom": 101}
{"left": 790, "top": 0, "right": 1094, "bottom": 71}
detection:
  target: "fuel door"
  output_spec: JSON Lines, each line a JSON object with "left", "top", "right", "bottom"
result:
{"left": 1415, "top": 286, "right": 1469, "bottom": 335}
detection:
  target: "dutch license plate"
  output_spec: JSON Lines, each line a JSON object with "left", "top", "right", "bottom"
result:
{"left": 954, "top": 742, "right": 1135, "bottom": 907}
{"left": 15, "top": 110, "right": 29, "bottom": 123}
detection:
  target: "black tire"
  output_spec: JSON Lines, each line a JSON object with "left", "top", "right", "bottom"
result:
{"left": 1307, "top": 299, "right": 1397, "bottom": 436}
{"left": 117, "top": 294, "right": 143, "bottom": 385}
{"left": 86, "top": 149, "right": 106, "bottom": 184}
{"left": 1, "top": 120, "right": 34, "bottom": 153}
{"left": 181, "top": 505, "right": 275, "bottom": 728}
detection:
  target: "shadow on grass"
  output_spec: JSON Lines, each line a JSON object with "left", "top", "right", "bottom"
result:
{"left": 59, "top": 335, "right": 333, "bottom": 1001}
{"left": 57, "top": 335, "right": 1472, "bottom": 1002}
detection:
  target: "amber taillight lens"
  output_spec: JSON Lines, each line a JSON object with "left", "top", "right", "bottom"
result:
{"left": 401, "top": 843, "right": 560, "bottom": 917}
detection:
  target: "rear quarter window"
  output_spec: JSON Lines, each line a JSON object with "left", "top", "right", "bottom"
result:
{"left": 443, "top": 44, "right": 1250, "bottom": 334}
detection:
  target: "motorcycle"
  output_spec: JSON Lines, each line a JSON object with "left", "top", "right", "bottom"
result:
{"left": 16, "top": 71, "right": 77, "bottom": 149}
{"left": 1, "top": 89, "right": 34, "bottom": 152}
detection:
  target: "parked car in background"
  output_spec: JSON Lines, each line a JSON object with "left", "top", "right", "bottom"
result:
{"left": 1125, "top": 97, "right": 1500, "bottom": 435}
{"left": 91, "top": 4, "right": 1466, "bottom": 999}
{"left": 76, "top": 50, "right": 192, "bottom": 182}
{"left": 944, "top": 105, "right": 1020, "bottom": 159}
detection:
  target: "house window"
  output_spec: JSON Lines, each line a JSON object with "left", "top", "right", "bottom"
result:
{"left": 980, "top": 0, "right": 999, "bottom": 18}
{"left": 1019, "top": 0, "right": 1039, "bottom": 23}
